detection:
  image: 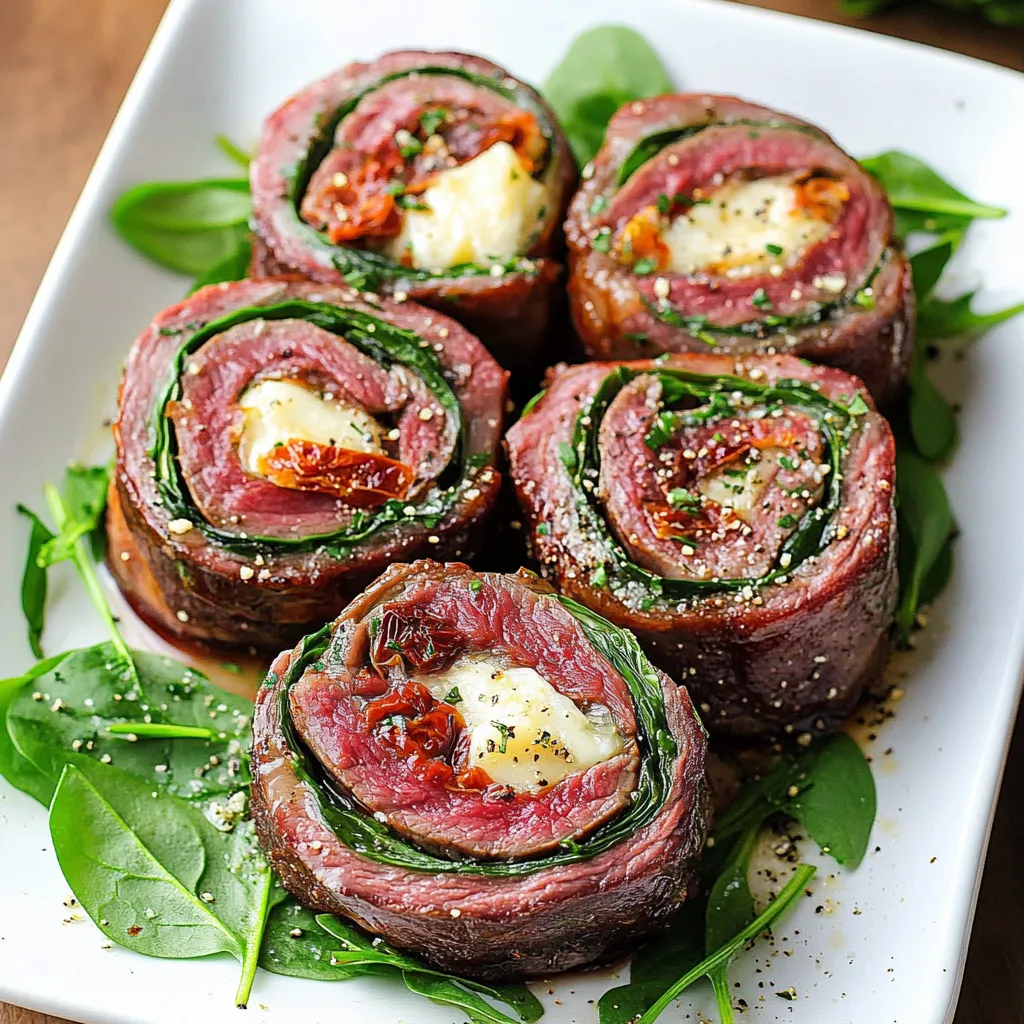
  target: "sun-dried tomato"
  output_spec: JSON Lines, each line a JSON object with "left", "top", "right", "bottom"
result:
{"left": 260, "top": 439, "right": 413, "bottom": 508}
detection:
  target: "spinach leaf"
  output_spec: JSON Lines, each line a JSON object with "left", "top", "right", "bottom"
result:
{"left": 917, "top": 290, "right": 1024, "bottom": 342}
{"left": 895, "top": 447, "right": 955, "bottom": 641}
{"left": 634, "top": 865, "right": 816, "bottom": 1024}
{"left": 543, "top": 26, "right": 673, "bottom": 167}
{"left": 16, "top": 506, "right": 53, "bottom": 659}
{"left": 6, "top": 642, "right": 251, "bottom": 803}
{"left": 316, "top": 914, "right": 542, "bottom": 1023}
{"left": 188, "top": 236, "right": 253, "bottom": 293}
{"left": 893, "top": 207, "right": 973, "bottom": 240}
{"left": 0, "top": 654, "right": 72, "bottom": 802}
{"left": 907, "top": 352, "right": 957, "bottom": 462}
{"left": 910, "top": 236, "right": 956, "bottom": 302}
{"left": 787, "top": 734, "right": 876, "bottom": 867}
{"left": 110, "top": 178, "right": 251, "bottom": 275}
{"left": 403, "top": 972, "right": 527, "bottom": 1024}
{"left": 704, "top": 826, "right": 758, "bottom": 952}
{"left": 259, "top": 900, "right": 386, "bottom": 982}
{"left": 712, "top": 733, "right": 876, "bottom": 868}
{"left": 860, "top": 151, "right": 1006, "bottom": 222}
{"left": 50, "top": 761, "right": 282, "bottom": 1007}
{"left": 598, "top": 901, "right": 705, "bottom": 1024}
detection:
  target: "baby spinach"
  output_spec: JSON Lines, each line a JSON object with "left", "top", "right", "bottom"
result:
{"left": 918, "top": 291, "right": 1024, "bottom": 342}
{"left": 316, "top": 914, "right": 542, "bottom": 1024}
{"left": 543, "top": 26, "right": 673, "bottom": 167}
{"left": 861, "top": 151, "right": 1006, "bottom": 225}
{"left": 5, "top": 643, "right": 251, "bottom": 803}
{"left": 259, "top": 900, "right": 380, "bottom": 982}
{"left": 601, "top": 733, "right": 873, "bottom": 1024}
{"left": 0, "top": 654, "right": 71, "bottom": 803}
{"left": 855, "top": 152, "right": 1024, "bottom": 635}
{"left": 713, "top": 733, "right": 876, "bottom": 869}
{"left": 110, "top": 177, "right": 251, "bottom": 276}
{"left": 50, "top": 761, "right": 281, "bottom": 1008}
{"left": 16, "top": 506, "right": 52, "bottom": 658}
{"left": 895, "top": 447, "right": 955, "bottom": 641}
{"left": 187, "top": 236, "right": 253, "bottom": 294}
{"left": 598, "top": 902, "right": 706, "bottom": 1024}
{"left": 788, "top": 735, "right": 877, "bottom": 866}
{"left": 604, "top": 865, "right": 816, "bottom": 1024}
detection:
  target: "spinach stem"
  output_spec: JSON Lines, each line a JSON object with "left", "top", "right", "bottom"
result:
{"left": 709, "top": 966, "right": 735, "bottom": 1024}
{"left": 235, "top": 866, "right": 275, "bottom": 1008}
{"left": 638, "top": 864, "right": 816, "bottom": 1024}
{"left": 43, "top": 483, "right": 138, "bottom": 686}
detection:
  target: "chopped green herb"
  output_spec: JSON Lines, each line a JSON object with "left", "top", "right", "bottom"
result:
{"left": 751, "top": 288, "right": 773, "bottom": 310}
{"left": 396, "top": 135, "right": 423, "bottom": 159}
{"left": 667, "top": 488, "right": 700, "bottom": 510}
{"left": 491, "top": 722, "right": 512, "bottom": 755}
{"left": 847, "top": 393, "right": 870, "bottom": 416}
{"left": 777, "top": 514, "right": 799, "bottom": 529}
{"left": 397, "top": 194, "right": 429, "bottom": 211}
{"left": 589, "top": 195, "right": 608, "bottom": 216}
{"left": 445, "top": 687, "right": 462, "bottom": 704}
{"left": 633, "top": 258, "right": 658, "bottom": 275}
{"left": 418, "top": 108, "right": 448, "bottom": 136}
{"left": 765, "top": 243, "right": 784, "bottom": 256}
{"left": 591, "top": 565, "right": 608, "bottom": 587}
{"left": 536, "top": 523, "right": 551, "bottom": 536}
{"left": 592, "top": 229, "right": 612, "bottom": 253}
{"left": 656, "top": 193, "right": 672, "bottom": 216}
{"left": 469, "top": 579, "right": 483, "bottom": 593}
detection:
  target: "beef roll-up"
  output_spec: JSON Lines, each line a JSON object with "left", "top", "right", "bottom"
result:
{"left": 506, "top": 353, "right": 897, "bottom": 736}
{"left": 251, "top": 50, "right": 576, "bottom": 372}
{"left": 565, "top": 95, "right": 913, "bottom": 405}
{"left": 250, "top": 560, "right": 710, "bottom": 979}
{"left": 110, "top": 279, "right": 505, "bottom": 650}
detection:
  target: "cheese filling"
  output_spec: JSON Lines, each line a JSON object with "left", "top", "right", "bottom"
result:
{"left": 661, "top": 174, "right": 840, "bottom": 278}
{"left": 385, "top": 141, "right": 546, "bottom": 270}
{"left": 236, "top": 379, "right": 383, "bottom": 479}
{"left": 419, "top": 658, "right": 623, "bottom": 792}
{"left": 698, "top": 449, "right": 783, "bottom": 525}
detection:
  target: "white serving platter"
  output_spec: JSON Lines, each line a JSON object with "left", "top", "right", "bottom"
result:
{"left": 2, "top": 0, "right": 1024, "bottom": 1021}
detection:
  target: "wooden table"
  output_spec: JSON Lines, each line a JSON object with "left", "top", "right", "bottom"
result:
{"left": 1, "top": 1, "right": 1022, "bottom": 1021}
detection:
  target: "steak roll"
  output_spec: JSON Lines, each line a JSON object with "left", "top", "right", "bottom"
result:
{"left": 506, "top": 354, "right": 897, "bottom": 736}
{"left": 110, "top": 279, "right": 505, "bottom": 650}
{"left": 250, "top": 560, "right": 710, "bottom": 979}
{"left": 251, "top": 50, "right": 576, "bottom": 372}
{"left": 565, "top": 95, "right": 914, "bottom": 405}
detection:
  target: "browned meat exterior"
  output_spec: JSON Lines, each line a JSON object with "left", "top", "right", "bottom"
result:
{"left": 109, "top": 278, "right": 506, "bottom": 650}
{"left": 250, "top": 49, "right": 576, "bottom": 372}
{"left": 505, "top": 354, "right": 898, "bottom": 736}
{"left": 565, "top": 94, "right": 913, "bottom": 405}
{"left": 249, "top": 561, "right": 711, "bottom": 979}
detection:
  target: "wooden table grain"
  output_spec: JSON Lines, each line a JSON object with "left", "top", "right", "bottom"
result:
{"left": 1, "top": 1, "right": 1022, "bottom": 1022}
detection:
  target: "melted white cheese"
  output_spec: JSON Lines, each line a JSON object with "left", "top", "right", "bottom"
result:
{"left": 236, "top": 379, "right": 382, "bottom": 478}
{"left": 699, "top": 449, "right": 782, "bottom": 524}
{"left": 420, "top": 659, "right": 623, "bottom": 792}
{"left": 386, "top": 141, "right": 546, "bottom": 270}
{"left": 662, "top": 175, "right": 833, "bottom": 278}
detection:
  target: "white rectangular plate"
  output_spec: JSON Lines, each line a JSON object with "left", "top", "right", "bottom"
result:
{"left": 2, "top": 1, "right": 1024, "bottom": 1021}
